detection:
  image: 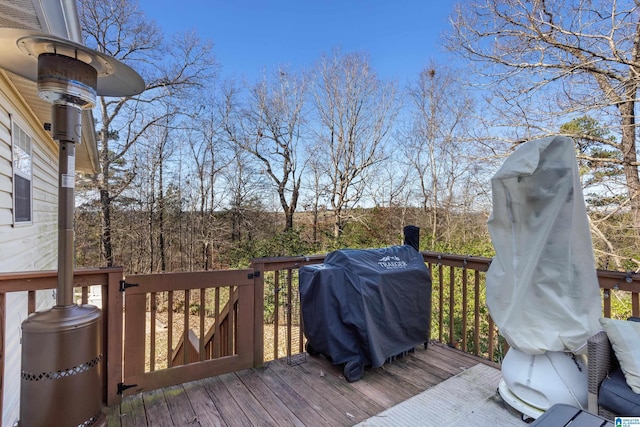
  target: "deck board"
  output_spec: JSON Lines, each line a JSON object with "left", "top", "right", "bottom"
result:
{"left": 163, "top": 384, "right": 198, "bottom": 426}
{"left": 120, "top": 393, "right": 148, "bottom": 426}
{"left": 235, "top": 368, "right": 306, "bottom": 427}
{"left": 298, "top": 356, "right": 383, "bottom": 416}
{"left": 200, "top": 375, "right": 253, "bottom": 427}
{"left": 268, "top": 359, "right": 355, "bottom": 426}
{"left": 253, "top": 364, "right": 332, "bottom": 426}
{"left": 142, "top": 388, "right": 173, "bottom": 427}
{"left": 219, "top": 371, "right": 279, "bottom": 426}
{"left": 276, "top": 359, "right": 372, "bottom": 421}
{"left": 108, "top": 343, "right": 508, "bottom": 427}
{"left": 182, "top": 379, "right": 225, "bottom": 426}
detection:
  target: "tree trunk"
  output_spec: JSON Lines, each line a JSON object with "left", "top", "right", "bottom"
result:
{"left": 149, "top": 172, "right": 155, "bottom": 272}
{"left": 285, "top": 207, "right": 294, "bottom": 231}
{"left": 159, "top": 152, "right": 166, "bottom": 272}
{"left": 312, "top": 206, "right": 318, "bottom": 245}
{"left": 619, "top": 99, "right": 640, "bottom": 234}
{"left": 100, "top": 188, "right": 113, "bottom": 267}
{"left": 333, "top": 209, "right": 342, "bottom": 239}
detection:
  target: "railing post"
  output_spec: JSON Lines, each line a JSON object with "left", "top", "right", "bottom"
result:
{"left": 251, "top": 261, "right": 265, "bottom": 367}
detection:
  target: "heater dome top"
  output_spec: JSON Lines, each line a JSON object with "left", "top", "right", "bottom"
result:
{"left": 0, "top": 28, "right": 144, "bottom": 97}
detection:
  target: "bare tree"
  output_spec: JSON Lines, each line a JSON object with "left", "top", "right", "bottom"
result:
{"left": 224, "top": 68, "right": 307, "bottom": 231}
{"left": 145, "top": 106, "right": 177, "bottom": 273}
{"left": 79, "top": 0, "right": 216, "bottom": 266}
{"left": 184, "top": 95, "right": 230, "bottom": 270}
{"left": 447, "top": 0, "right": 640, "bottom": 234}
{"left": 222, "top": 144, "right": 267, "bottom": 245}
{"left": 404, "top": 63, "right": 476, "bottom": 246}
{"left": 304, "top": 156, "right": 327, "bottom": 247}
{"left": 312, "top": 50, "right": 398, "bottom": 239}
{"left": 220, "top": 68, "right": 308, "bottom": 232}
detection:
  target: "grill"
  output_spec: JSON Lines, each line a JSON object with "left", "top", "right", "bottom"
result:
{"left": 299, "top": 226, "right": 432, "bottom": 382}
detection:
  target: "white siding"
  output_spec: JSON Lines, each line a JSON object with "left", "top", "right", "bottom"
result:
{"left": 0, "top": 85, "right": 58, "bottom": 427}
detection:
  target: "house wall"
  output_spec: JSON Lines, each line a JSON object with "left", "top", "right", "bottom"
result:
{"left": 0, "top": 74, "right": 59, "bottom": 427}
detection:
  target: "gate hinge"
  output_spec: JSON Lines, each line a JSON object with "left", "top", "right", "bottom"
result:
{"left": 248, "top": 271, "right": 261, "bottom": 279}
{"left": 117, "top": 382, "right": 137, "bottom": 395}
{"left": 119, "top": 280, "right": 139, "bottom": 292}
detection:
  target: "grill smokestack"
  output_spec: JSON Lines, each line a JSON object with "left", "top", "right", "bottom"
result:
{"left": 403, "top": 225, "right": 420, "bottom": 251}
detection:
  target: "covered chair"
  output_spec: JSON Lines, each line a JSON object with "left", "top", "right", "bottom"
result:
{"left": 587, "top": 317, "right": 640, "bottom": 419}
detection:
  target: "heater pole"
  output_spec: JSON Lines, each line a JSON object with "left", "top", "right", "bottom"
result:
{"left": 52, "top": 103, "right": 81, "bottom": 307}
{"left": 56, "top": 140, "right": 75, "bottom": 306}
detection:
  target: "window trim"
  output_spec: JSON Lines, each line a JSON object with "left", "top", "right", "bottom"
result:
{"left": 11, "top": 119, "right": 33, "bottom": 226}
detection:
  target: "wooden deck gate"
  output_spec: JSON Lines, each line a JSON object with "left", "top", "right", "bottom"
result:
{"left": 119, "top": 269, "right": 255, "bottom": 396}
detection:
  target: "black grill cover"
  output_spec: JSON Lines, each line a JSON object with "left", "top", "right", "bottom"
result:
{"left": 299, "top": 245, "right": 432, "bottom": 370}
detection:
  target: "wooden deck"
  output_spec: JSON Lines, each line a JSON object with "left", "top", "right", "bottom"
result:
{"left": 105, "top": 343, "right": 518, "bottom": 426}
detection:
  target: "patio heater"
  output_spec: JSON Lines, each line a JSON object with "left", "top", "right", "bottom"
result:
{"left": 0, "top": 28, "right": 144, "bottom": 426}
{"left": 485, "top": 136, "right": 602, "bottom": 420}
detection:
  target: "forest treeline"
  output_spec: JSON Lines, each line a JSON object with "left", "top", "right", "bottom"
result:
{"left": 74, "top": 0, "right": 640, "bottom": 274}
{"left": 74, "top": 204, "right": 493, "bottom": 273}
{"left": 74, "top": 200, "right": 637, "bottom": 273}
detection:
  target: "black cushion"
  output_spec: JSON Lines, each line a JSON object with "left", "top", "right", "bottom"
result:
{"left": 598, "top": 368, "right": 640, "bottom": 416}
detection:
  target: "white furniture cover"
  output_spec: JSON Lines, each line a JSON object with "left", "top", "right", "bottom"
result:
{"left": 486, "top": 136, "right": 601, "bottom": 355}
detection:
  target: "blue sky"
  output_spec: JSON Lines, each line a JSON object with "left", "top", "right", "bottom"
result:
{"left": 138, "top": 0, "right": 457, "bottom": 83}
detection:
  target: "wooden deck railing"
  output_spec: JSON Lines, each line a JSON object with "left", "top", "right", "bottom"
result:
{"left": 250, "top": 252, "right": 640, "bottom": 364}
{"left": 0, "top": 252, "right": 639, "bottom": 423}
{"left": 250, "top": 255, "right": 325, "bottom": 365}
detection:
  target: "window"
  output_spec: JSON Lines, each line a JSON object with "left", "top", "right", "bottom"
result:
{"left": 12, "top": 122, "right": 32, "bottom": 223}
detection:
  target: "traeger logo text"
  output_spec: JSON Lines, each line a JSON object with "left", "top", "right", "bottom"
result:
{"left": 378, "top": 256, "right": 408, "bottom": 269}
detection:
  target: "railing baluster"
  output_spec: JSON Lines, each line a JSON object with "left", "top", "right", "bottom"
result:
{"left": 183, "top": 289, "right": 190, "bottom": 365}
{"left": 427, "top": 262, "right": 433, "bottom": 342}
{"left": 632, "top": 292, "right": 639, "bottom": 317}
{"left": 449, "top": 265, "right": 455, "bottom": 347}
{"left": 297, "top": 270, "right": 304, "bottom": 354}
{"left": 462, "top": 267, "right": 468, "bottom": 353}
{"left": 167, "top": 290, "right": 173, "bottom": 368}
{"left": 438, "top": 263, "right": 444, "bottom": 343}
{"left": 150, "top": 292, "right": 156, "bottom": 371}
{"left": 474, "top": 271, "right": 480, "bottom": 357}
{"left": 27, "top": 290, "right": 35, "bottom": 314}
{"left": 214, "top": 287, "right": 220, "bottom": 358}
{"left": 274, "top": 270, "right": 280, "bottom": 360}
{"left": 227, "top": 287, "right": 235, "bottom": 356}
{"left": 200, "top": 288, "right": 205, "bottom": 362}
{"left": 488, "top": 315, "right": 495, "bottom": 362}
{"left": 287, "top": 269, "right": 292, "bottom": 359}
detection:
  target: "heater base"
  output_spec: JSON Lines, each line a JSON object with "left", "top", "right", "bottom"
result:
{"left": 20, "top": 305, "right": 103, "bottom": 427}
{"left": 498, "top": 348, "right": 589, "bottom": 422}
{"left": 498, "top": 378, "right": 544, "bottom": 420}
